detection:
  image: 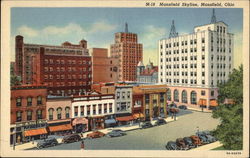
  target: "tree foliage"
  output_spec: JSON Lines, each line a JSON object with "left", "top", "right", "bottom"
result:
{"left": 212, "top": 64, "right": 243, "bottom": 150}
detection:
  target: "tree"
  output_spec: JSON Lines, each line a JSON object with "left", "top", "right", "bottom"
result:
{"left": 212, "top": 64, "right": 243, "bottom": 150}
{"left": 10, "top": 63, "right": 22, "bottom": 86}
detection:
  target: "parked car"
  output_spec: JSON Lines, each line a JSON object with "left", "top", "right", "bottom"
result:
{"left": 86, "top": 131, "right": 105, "bottom": 139}
{"left": 106, "top": 130, "right": 126, "bottom": 138}
{"left": 183, "top": 137, "right": 195, "bottom": 149}
{"left": 111, "top": 129, "right": 126, "bottom": 135}
{"left": 62, "top": 134, "right": 81, "bottom": 143}
{"left": 178, "top": 105, "right": 187, "bottom": 110}
{"left": 205, "top": 134, "right": 217, "bottom": 143}
{"left": 190, "top": 135, "right": 202, "bottom": 147}
{"left": 196, "top": 131, "right": 217, "bottom": 143}
{"left": 154, "top": 119, "right": 167, "bottom": 126}
{"left": 140, "top": 122, "right": 153, "bottom": 129}
{"left": 176, "top": 138, "right": 188, "bottom": 150}
{"left": 37, "top": 138, "right": 58, "bottom": 149}
{"left": 165, "top": 141, "right": 179, "bottom": 150}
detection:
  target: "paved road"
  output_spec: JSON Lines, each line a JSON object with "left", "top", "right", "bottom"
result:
{"left": 31, "top": 110, "right": 219, "bottom": 150}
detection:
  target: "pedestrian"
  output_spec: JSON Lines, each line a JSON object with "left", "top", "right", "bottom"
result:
{"left": 80, "top": 140, "right": 85, "bottom": 150}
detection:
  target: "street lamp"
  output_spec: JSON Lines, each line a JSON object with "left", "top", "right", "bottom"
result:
{"left": 13, "top": 127, "right": 16, "bottom": 150}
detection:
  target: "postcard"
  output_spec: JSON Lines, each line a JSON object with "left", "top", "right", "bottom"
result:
{"left": 1, "top": 0, "right": 249, "bottom": 157}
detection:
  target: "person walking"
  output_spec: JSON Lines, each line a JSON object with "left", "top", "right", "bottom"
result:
{"left": 80, "top": 140, "right": 85, "bottom": 150}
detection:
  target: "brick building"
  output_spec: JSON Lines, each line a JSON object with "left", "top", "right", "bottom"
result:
{"left": 15, "top": 35, "right": 92, "bottom": 96}
{"left": 90, "top": 48, "right": 119, "bottom": 84}
{"left": 110, "top": 23, "right": 143, "bottom": 81}
{"left": 10, "top": 85, "right": 47, "bottom": 144}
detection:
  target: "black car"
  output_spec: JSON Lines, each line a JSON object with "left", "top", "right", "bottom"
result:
{"left": 37, "top": 138, "right": 58, "bottom": 149}
{"left": 62, "top": 134, "right": 81, "bottom": 143}
{"left": 154, "top": 119, "right": 167, "bottom": 126}
{"left": 196, "top": 133, "right": 209, "bottom": 144}
{"left": 183, "top": 137, "right": 195, "bottom": 149}
{"left": 196, "top": 131, "right": 217, "bottom": 143}
{"left": 140, "top": 122, "right": 153, "bottom": 129}
{"left": 106, "top": 130, "right": 126, "bottom": 137}
{"left": 111, "top": 129, "right": 126, "bottom": 135}
{"left": 178, "top": 105, "right": 187, "bottom": 110}
{"left": 165, "top": 141, "right": 179, "bottom": 150}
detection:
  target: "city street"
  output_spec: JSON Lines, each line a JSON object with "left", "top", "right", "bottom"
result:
{"left": 30, "top": 110, "right": 220, "bottom": 150}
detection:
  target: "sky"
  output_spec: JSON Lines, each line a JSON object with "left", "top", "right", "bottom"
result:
{"left": 11, "top": 8, "right": 243, "bottom": 68}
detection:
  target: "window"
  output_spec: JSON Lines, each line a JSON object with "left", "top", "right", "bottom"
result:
{"left": 201, "top": 91, "right": 206, "bottom": 96}
{"left": 174, "top": 89, "right": 179, "bottom": 102}
{"left": 37, "top": 96, "right": 42, "bottom": 105}
{"left": 127, "top": 91, "right": 130, "bottom": 99}
{"left": 109, "top": 103, "right": 113, "bottom": 113}
{"left": 145, "top": 94, "right": 150, "bottom": 104}
{"left": 117, "top": 92, "right": 120, "bottom": 99}
{"left": 202, "top": 38, "right": 205, "bottom": 43}
{"left": 211, "top": 91, "right": 214, "bottom": 96}
{"left": 122, "top": 92, "right": 125, "bottom": 99}
{"left": 202, "top": 55, "right": 205, "bottom": 60}
{"left": 27, "top": 111, "right": 32, "bottom": 120}
{"left": 16, "top": 111, "right": 22, "bottom": 122}
{"left": 98, "top": 104, "right": 102, "bottom": 114}
{"left": 191, "top": 91, "right": 197, "bottom": 104}
{"left": 182, "top": 90, "right": 187, "bottom": 103}
{"left": 49, "top": 108, "right": 53, "bottom": 120}
{"left": 37, "top": 110, "right": 42, "bottom": 119}
{"left": 57, "top": 108, "right": 62, "bottom": 119}
{"left": 202, "top": 72, "right": 205, "bottom": 77}
{"left": 16, "top": 98, "right": 22, "bottom": 106}
{"left": 202, "top": 80, "right": 205, "bottom": 85}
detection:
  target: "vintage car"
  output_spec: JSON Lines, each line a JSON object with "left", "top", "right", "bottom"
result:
{"left": 86, "top": 131, "right": 105, "bottom": 139}
{"left": 190, "top": 135, "right": 202, "bottom": 147}
{"left": 176, "top": 138, "right": 188, "bottom": 150}
{"left": 37, "top": 138, "right": 58, "bottom": 149}
{"left": 165, "top": 141, "right": 179, "bottom": 150}
{"left": 62, "top": 134, "right": 81, "bottom": 143}
{"left": 106, "top": 130, "right": 126, "bottom": 137}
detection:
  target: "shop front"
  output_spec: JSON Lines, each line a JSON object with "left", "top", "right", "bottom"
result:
{"left": 47, "top": 119, "right": 72, "bottom": 136}
{"left": 72, "top": 117, "right": 89, "bottom": 133}
{"left": 90, "top": 116, "right": 105, "bottom": 130}
{"left": 209, "top": 99, "right": 218, "bottom": 110}
{"left": 24, "top": 128, "right": 48, "bottom": 141}
{"left": 116, "top": 115, "right": 134, "bottom": 126}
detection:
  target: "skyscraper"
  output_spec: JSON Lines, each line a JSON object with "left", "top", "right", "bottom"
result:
{"left": 110, "top": 23, "right": 143, "bottom": 81}
{"left": 158, "top": 9, "right": 234, "bottom": 109}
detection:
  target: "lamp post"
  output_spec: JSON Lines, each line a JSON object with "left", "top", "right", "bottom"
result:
{"left": 13, "top": 127, "right": 16, "bottom": 150}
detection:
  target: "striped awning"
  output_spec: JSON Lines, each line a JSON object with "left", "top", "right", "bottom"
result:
{"left": 132, "top": 113, "right": 144, "bottom": 119}
{"left": 24, "top": 128, "right": 47, "bottom": 137}
{"left": 198, "top": 99, "right": 207, "bottom": 105}
{"left": 48, "top": 124, "right": 73, "bottom": 132}
{"left": 210, "top": 100, "right": 218, "bottom": 106}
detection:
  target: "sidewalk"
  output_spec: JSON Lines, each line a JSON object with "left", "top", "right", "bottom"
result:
{"left": 12, "top": 116, "right": 177, "bottom": 150}
{"left": 191, "top": 141, "right": 222, "bottom": 150}
{"left": 187, "top": 107, "right": 212, "bottom": 113}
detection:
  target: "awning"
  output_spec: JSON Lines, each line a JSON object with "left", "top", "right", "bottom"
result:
{"left": 48, "top": 124, "right": 73, "bottom": 132}
{"left": 223, "top": 99, "right": 235, "bottom": 105}
{"left": 198, "top": 99, "right": 207, "bottom": 105}
{"left": 132, "top": 113, "right": 144, "bottom": 119}
{"left": 72, "top": 117, "right": 88, "bottom": 126}
{"left": 24, "top": 128, "right": 47, "bottom": 137}
{"left": 104, "top": 119, "right": 116, "bottom": 124}
{"left": 210, "top": 100, "right": 218, "bottom": 106}
{"left": 116, "top": 116, "right": 134, "bottom": 122}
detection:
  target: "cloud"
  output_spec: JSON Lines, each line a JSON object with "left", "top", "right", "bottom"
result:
{"left": 89, "top": 21, "right": 117, "bottom": 33}
{"left": 17, "top": 25, "right": 38, "bottom": 37}
{"left": 42, "top": 23, "right": 85, "bottom": 35}
{"left": 141, "top": 25, "right": 167, "bottom": 48}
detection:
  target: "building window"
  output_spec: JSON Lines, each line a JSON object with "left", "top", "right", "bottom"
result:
{"left": 202, "top": 38, "right": 205, "bottom": 43}
{"left": 167, "top": 89, "right": 171, "bottom": 101}
{"left": 65, "top": 107, "right": 70, "bottom": 118}
{"left": 190, "top": 91, "right": 197, "bottom": 104}
{"left": 202, "top": 72, "right": 205, "bottom": 77}
{"left": 145, "top": 94, "right": 150, "bottom": 104}
{"left": 37, "top": 110, "right": 42, "bottom": 120}
{"left": 122, "top": 92, "right": 125, "bottom": 99}
{"left": 181, "top": 90, "right": 187, "bottom": 103}
{"left": 16, "top": 98, "right": 22, "bottom": 106}
{"left": 80, "top": 106, "right": 84, "bottom": 116}
{"left": 211, "top": 91, "right": 214, "bottom": 96}
{"left": 27, "top": 110, "right": 32, "bottom": 121}
{"left": 48, "top": 108, "right": 53, "bottom": 120}
{"left": 109, "top": 103, "right": 112, "bottom": 113}
{"left": 127, "top": 91, "right": 131, "bottom": 99}
{"left": 174, "top": 89, "right": 179, "bottom": 102}
{"left": 37, "top": 96, "right": 42, "bottom": 105}
{"left": 57, "top": 108, "right": 62, "bottom": 120}
{"left": 93, "top": 105, "right": 96, "bottom": 115}
{"left": 201, "top": 91, "right": 206, "bottom": 96}
{"left": 117, "top": 92, "right": 120, "bottom": 99}
{"left": 16, "top": 111, "right": 22, "bottom": 122}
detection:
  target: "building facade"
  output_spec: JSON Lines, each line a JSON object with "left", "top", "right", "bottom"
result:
{"left": 10, "top": 85, "right": 47, "bottom": 144}
{"left": 158, "top": 9, "right": 233, "bottom": 109}
{"left": 114, "top": 85, "right": 133, "bottom": 114}
{"left": 133, "top": 85, "right": 168, "bottom": 121}
{"left": 72, "top": 93, "right": 115, "bottom": 130}
{"left": 90, "top": 48, "right": 119, "bottom": 84}
{"left": 136, "top": 61, "right": 158, "bottom": 83}
{"left": 110, "top": 23, "right": 143, "bottom": 81}
{"left": 15, "top": 35, "right": 92, "bottom": 96}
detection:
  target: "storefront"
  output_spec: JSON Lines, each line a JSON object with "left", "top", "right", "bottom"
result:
{"left": 132, "top": 113, "right": 145, "bottom": 123}
{"left": 209, "top": 99, "right": 218, "bottom": 110}
{"left": 116, "top": 115, "right": 134, "bottom": 126}
{"left": 24, "top": 128, "right": 48, "bottom": 141}
{"left": 47, "top": 119, "right": 72, "bottom": 135}
{"left": 90, "top": 116, "right": 105, "bottom": 130}
{"left": 72, "top": 117, "right": 88, "bottom": 133}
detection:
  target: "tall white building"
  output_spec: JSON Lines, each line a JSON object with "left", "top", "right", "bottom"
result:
{"left": 158, "top": 9, "right": 234, "bottom": 109}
